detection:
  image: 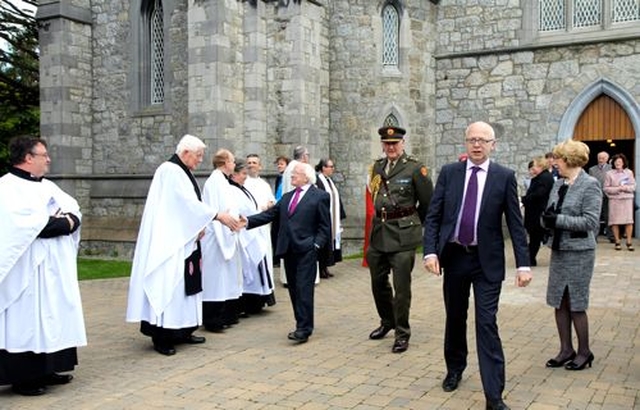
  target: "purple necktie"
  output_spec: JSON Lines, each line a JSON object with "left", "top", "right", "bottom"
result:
{"left": 288, "top": 187, "right": 302, "bottom": 214}
{"left": 458, "top": 166, "right": 480, "bottom": 245}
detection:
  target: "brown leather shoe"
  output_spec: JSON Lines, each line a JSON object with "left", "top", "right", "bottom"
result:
{"left": 369, "top": 325, "right": 394, "bottom": 340}
{"left": 391, "top": 338, "right": 409, "bottom": 353}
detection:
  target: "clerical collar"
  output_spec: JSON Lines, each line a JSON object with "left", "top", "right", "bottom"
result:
{"left": 168, "top": 153, "right": 202, "bottom": 201}
{"left": 9, "top": 166, "right": 43, "bottom": 182}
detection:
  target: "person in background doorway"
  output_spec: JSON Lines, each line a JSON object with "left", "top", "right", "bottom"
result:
{"left": 604, "top": 153, "right": 636, "bottom": 251}
{"left": 588, "top": 151, "right": 614, "bottom": 243}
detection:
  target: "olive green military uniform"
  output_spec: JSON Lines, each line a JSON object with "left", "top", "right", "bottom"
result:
{"left": 366, "top": 151, "right": 433, "bottom": 342}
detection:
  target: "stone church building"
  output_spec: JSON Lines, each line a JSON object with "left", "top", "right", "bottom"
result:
{"left": 35, "top": 0, "right": 639, "bottom": 257}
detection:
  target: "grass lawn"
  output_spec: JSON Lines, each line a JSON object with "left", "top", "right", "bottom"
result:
{"left": 77, "top": 258, "right": 132, "bottom": 281}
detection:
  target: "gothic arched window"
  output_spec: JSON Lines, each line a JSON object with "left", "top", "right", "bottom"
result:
{"left": 538, "top": 0, "right": 639, "bottom": 32}
{"left": 382, "top": 4, "right": 399, "bottom": 67}
{"left": 149, "top": 0, "right": 165, "bottom": 105}
{"left": 138, "top": 0, "right": 165, "bottom": 108}
{"left": 383, "top": 114, "right": 400, "bottom": 127}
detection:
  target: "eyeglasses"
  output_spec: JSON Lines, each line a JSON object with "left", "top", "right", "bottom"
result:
{"left": 325, "top": 165, "right": 334, "bottom": 168}
{"left": 465, "top": 138, "right": 494, "bottom": 146}
{"left": 30, "top": 152, "right": 50, "bottom": 158}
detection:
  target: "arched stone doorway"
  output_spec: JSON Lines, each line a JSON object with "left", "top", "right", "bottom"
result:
{"left": 558, "top": 78, "right": 639, "bottom": 237}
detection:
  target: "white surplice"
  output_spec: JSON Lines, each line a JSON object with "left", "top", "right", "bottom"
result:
{"left": 200, "top": 169, "right": 243, "bottom": 301}
{"left": 126, "top": 161, "right": 215, "bottom": 329}
{"left": 0, "top": 173, "right": 86, "bottom": 353}
{"left": 316, "top": 173, "right": 342, "bottom": 252}
{"left": 234, "top": 183, "right": 273, "bottom": 296}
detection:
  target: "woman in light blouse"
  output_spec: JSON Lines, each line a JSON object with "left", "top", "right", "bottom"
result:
{"left": 604, "top": 153, "right": 636, "bottom": 251}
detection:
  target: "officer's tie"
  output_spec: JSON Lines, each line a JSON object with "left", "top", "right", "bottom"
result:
{"left": 386, "top": 160, "right": 395, "bottom": 174}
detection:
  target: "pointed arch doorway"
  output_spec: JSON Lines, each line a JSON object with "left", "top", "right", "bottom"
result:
{"left": 573, "top": 94, "right": 635, "bottom": 171}
{"left": 572, "top": 93, "right": 636, "bottom": 238}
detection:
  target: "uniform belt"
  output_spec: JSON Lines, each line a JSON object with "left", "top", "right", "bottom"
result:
{"left": 376, "top": 206, "right": 417, "bottom": 221}
{"left": 449, "top": 242, "right": 478, "bottom": 253}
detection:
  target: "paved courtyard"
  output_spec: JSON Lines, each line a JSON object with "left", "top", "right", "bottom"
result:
{"left": 1, "top": 239, "right": 639, "bottom": 409}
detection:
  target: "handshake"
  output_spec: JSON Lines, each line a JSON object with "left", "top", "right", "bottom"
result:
{"left": 541, "top": 204, "right": 558, "bottom": 229}
{"left": 215, "top": 211, "right": 248, "bottom": 232}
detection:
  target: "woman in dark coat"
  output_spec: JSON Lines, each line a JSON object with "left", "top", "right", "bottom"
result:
{"left": 542, "top": 140, "right": 602, "bottom": 371}
{"left": 521, "top": 156, "right": 554, "bottom": 266}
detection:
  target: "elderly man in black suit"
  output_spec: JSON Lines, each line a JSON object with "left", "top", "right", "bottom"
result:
{"left": 422, "top": 121, "right": 532, "bottom": 410}
{"left": 244, "top": 162, "right": 331, "bottom": 343}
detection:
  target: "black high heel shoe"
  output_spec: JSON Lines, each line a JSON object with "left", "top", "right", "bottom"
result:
{"left": 545, "top": 352, "right": 576, "bottom": 368}
{"left": 565, "top": 353, "right": 594, "bottom": 371}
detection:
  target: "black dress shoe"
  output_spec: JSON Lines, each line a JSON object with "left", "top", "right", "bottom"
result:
{"left": 486, "top": 399, "right": 510, "bottom": 410}
{"left": 287, "top": 331, "right": 309, "bottom": 343}
{"left": 42, "top": 373, "right": 73, "bottom": 385}
{"left": 442, "top": 372, "right": 462, "bottom": 392}
{"left": 204, "top": 324, "right": 226, "bottom": 333}
{"left": 545, "top": 352, "right": 576, "bottom": 368}
{"left": 369, "top": 325, "right": 394, "bottom": 340}
{"left": 391, "top": 339, "right": 409, "bottom": 353}
{"left": 12, "top": 382, "right": 47, "bottom": 396}
{"left": 183, "top": 334, "right": 206, "bottom": 344}
{"left": 154, "top": 343, "right": 176, "bottom": 356}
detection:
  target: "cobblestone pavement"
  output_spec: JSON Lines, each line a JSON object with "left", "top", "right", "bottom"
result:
{"left": 1, "top": 239, "right": 639, "bottom": 409}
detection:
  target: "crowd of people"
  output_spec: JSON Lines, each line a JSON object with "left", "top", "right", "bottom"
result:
{"left": 1, "top": 128, "right": 635, "bottom": 409}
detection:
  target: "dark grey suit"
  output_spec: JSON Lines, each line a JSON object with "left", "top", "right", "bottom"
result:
{"left": 247, "top": 184, "right": 331, "bottom": 337}
{"left": 423, "top": 160, "right": 529, "bottom": 402}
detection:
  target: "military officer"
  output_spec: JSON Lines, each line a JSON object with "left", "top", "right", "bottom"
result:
{"left": 366, "top": 126, "right": 433, "bottom": 353}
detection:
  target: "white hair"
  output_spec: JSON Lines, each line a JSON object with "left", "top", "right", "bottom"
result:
{"left": 175, "top": 134, "right": 206, "bottom": 154}
{"left": 297, "top": 162, "right": 316, "bottom": 185}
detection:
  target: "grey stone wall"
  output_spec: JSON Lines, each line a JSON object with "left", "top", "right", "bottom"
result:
{"left": 434, "top": 0, "right": 640, "bottom": 192}
{"left": 37, "top": 0, "right": 640, "bottom": 258}
{"left": 437, "top": 0, "right": 522, "bottom": 53}
{"left": 327, "top": 1, "right": 438, "bottom": 255}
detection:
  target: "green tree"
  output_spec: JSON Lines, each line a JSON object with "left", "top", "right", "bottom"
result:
{"left": 0, "top": 0, "right": 39, "bottom": 173}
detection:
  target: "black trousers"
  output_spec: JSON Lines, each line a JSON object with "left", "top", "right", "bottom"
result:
{"left": 283, "top": 249, "right": 317, "bottom": 337}
{"left": 0, "top": 348, "right": 77, "bottom": 385}
{"left": 441, "top": 243, "right": 505, "bottom": 402}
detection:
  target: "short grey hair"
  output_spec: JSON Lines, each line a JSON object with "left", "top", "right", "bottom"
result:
{"left": 296, "top": 162, "right": 316, "bottom": 185}
{"left": 293, "top": 145, "right": 308, "bottom": 160}
{"left": 176, "top": 134, "right": 206, "bottom": 154}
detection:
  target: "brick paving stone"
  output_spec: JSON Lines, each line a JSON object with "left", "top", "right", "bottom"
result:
{"left": 0, "top": 238, "right": 638, "bottom": 409}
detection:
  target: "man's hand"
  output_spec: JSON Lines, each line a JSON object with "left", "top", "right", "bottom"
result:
{"left": 423, "top": 256, "right": 441, "bottom": 276}
{"left": 216, "top": 211, "right": 241, "bottom": 231}
{"left": 516, "top": 270, "right": 532, "bottom": 287}
{"left": 238, "top": 215, "right": 248, "bottom": 229}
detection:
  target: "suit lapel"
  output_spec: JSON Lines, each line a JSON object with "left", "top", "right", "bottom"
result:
{"left": 479, "top": 162, "right": 495, "bottom": 215}
{"left": 453, "top": 162, "right": 467, "bottom": 212}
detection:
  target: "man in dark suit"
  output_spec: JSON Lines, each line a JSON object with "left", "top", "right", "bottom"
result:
{"left": 422, "top": 121, "right": 532, "bottom": 410}
{"left": 521, "top": 157, "right": 554, "bottom": 266}
{"left": 244, "top": 162, "right": 331, "bottom": 343}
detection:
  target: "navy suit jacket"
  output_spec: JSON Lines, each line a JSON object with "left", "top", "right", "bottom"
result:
{"left": 248, "top": 185, "right": 331, "bottom": 257}
{"left": 423, "top": 161, "right": 529, "bottom": 282}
